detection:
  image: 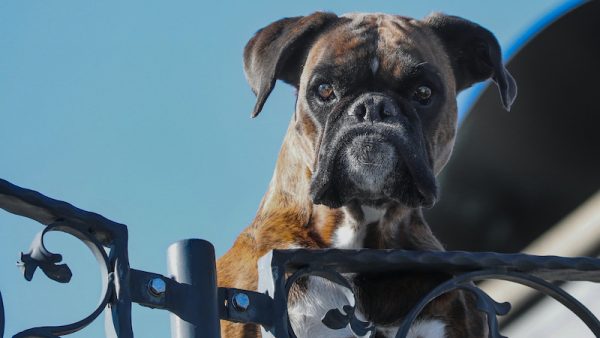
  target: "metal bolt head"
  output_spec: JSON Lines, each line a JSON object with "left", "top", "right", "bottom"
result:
{"left": 232, "top": 292, "right": 250, "bottom": 312}
{"left": 148, "top": 277, "right": 166, "bottom": 296}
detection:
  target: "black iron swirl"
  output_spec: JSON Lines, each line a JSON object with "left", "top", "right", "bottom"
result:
{"left": 12, "top": 222, "right": 114, "bottom": 338}
{"left": 394, "top": 269, "right": 600, "bottom": 338}
{"left": 0, "top": 178, "right": 133, "bottom": 338}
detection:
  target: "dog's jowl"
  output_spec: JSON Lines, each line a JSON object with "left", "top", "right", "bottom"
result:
{"left": 218, "top": 12, "right": 516, "bottom": 338}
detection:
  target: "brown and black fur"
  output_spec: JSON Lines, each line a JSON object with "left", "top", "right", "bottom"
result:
{"left": 218, "top": 11, "right": 516, "bottom": 338}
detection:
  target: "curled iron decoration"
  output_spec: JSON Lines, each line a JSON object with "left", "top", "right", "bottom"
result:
{"left": 13, "top": 221, "right": 114, "bottom": 338}
{"left": 284, "top": 267, "right": 375, "bottom": 338}
{"left": 0, "top": 178, "right": 134, "bottom": 337}
{"left": 395, "top": 269, "right": 600, "bottom": 338}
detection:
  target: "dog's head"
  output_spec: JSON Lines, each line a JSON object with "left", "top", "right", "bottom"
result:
{"left": 244, "top": 12, "right": 516, "bottom": 209}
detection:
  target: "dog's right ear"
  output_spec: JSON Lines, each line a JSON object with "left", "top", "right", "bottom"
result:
{"left": 425, "top": 13, "right": 517, "bottom": 111}
{"left": 244, "top": 12, "right": 338, "bottom": 118}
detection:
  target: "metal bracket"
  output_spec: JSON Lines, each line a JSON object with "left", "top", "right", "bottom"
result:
{"left": 219, "top": 288, "right": 274, "bottom": 328}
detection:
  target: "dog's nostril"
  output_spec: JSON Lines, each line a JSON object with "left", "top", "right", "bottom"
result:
{"left": 350, "top": 95, "right": 399, "bottom": 123}
{"left": 383, "top": 107, "right": 395, "bottom": 116}
{"left": 351, "top": 104, "right": 367, "bottom": 121}
{"left": 381, "top": 101, "right": 398, "bottom": 117}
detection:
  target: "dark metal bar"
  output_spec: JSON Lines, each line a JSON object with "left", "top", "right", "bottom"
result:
{"left": 129, "top": 267, "right": 276, "bottom": 329}
{"left": 257, "top": 252, "right": 289, "bottom": 338}
{"left": 167, "top": 239, "right": 220, "bottom": 338}
{"left": 0, "top": 178, "right": 127, "bottom": 246}
{"left": 218, "top": 287, "right": 274, "bottom": 329}
{"left": 1, "top": 291, "right": 4, "bottom": 338}
{"left": 267, "top": 248, "right": 600, "bottom": 282}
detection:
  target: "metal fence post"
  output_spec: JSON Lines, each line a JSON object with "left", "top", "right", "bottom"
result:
{"left": 167, "top": 239, "right": 220, "bottom": 338}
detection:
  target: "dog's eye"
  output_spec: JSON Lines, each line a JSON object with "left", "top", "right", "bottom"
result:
{"left": 317, "top": 83, "right": 335, "bottom": 101}
{"left": 413, "top": 85, "right": 432, "bottom": 105}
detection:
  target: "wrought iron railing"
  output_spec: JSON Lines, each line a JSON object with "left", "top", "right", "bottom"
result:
{"left": 1, "top": 177, "right": 600, "bottom": 338}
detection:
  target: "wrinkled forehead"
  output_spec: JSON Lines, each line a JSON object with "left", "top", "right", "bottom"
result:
{"left": 305, "top": 13, "right": 448, "bottom": 79}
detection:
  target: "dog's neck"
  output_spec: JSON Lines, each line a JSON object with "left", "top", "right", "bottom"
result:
{"left": 253, "top": 121, "right": 442, "bottom": 251}
{"left": 255, "top": 122, "right": 314, "bottom": 224}
{"left": 326, "top": 201, "right": 444, "bottom": 250}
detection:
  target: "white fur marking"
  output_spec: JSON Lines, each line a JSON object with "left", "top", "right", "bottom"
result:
{"left": 371, "top": 57, "right": 380, "bottom": 75}
{"left": 408, "top": 319, "right": 447, "bottom": 338}
{"left": 332, "top": 206, "right": 384, "bottom": 249}
{"left": 332, "top": 224, "right": 365, "bottom": 249}
{"left": 379, "top": 320, "right": 447, "bottom": 338}
{"left": 288, "top": 276, "right": 360, "bottom": 338}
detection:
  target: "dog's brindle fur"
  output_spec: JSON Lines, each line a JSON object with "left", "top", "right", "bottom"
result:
{"left": 218, "top": 12, "right": 516, "bottom": 338}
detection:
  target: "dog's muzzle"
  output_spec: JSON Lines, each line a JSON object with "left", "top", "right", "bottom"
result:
{"left": 344, "top": 134, "right": 398, "bottom": 194}
{"left": 344, "top": 94, "right": 401, "bottom": 192}
{"left": 310, "top": 93, "right": 438, "bottom": 208}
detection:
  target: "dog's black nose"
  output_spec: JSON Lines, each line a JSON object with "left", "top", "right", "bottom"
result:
{"left": 348, "top": 94, "right": 399, "bottom": 122}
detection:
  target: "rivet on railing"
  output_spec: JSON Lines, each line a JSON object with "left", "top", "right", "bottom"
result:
{"left": 148, "top": 277, "right": 166, "bottom": 297}
{"left": 232, "top": 292, "right": 250, "bottom": 312}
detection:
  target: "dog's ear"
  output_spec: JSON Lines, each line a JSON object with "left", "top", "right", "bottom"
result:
{"left": 425, "top": 13, "right": 517, "bottom": 111}
{"left": 244, "top": 12, "right": 339, "bottom": 118}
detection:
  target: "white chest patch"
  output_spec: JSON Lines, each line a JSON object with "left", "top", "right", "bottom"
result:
{"left": 332, "top": 222, "right": 366, "bottom": 249}
{"left": 332, "top": 206, "right": 385, "bottom": 249}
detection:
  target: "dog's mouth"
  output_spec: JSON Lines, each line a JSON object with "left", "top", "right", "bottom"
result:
{"left": 343, "top": 134, "right": 398, "bottom": 192}
{"left": 310, "top": 125, "right": 437, "bottom": 209}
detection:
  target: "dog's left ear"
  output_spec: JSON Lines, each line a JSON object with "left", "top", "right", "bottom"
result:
{"left": 425, "top": 13, "right": 517, "bottom": 111}
{"left": 244, "top": 12, "right": 339, "bottom": 117}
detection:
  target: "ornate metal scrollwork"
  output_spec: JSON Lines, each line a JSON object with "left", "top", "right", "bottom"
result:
{"left": 395, "top": 269, "right": 600, "bottom": 338}
{"left": 0, "top": 178, "right": 134, "bottom": 338}
{"left": 4, "top": 177, "right": 600, "bottom": 338}
{"left": 2, "top": 178, "right": 231, "bottom": 338}
{"left": 256, "top": 249, "right": 600, "bottom": 338}
{"left": 13, "top": 221, "right": 114, "bottom": 338}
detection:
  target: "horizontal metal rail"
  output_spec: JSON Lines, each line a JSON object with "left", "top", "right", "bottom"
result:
{"left": 1, "top": 178, "right": 600, "bottom": 338}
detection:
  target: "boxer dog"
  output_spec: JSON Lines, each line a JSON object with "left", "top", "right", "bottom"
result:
{"left": 217, "top": 11, "right": 516, "bottom": 338}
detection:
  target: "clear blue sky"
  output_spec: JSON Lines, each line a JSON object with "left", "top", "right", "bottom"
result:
{"left": 0, "top": 1, "right": 569, "bottom": 336}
